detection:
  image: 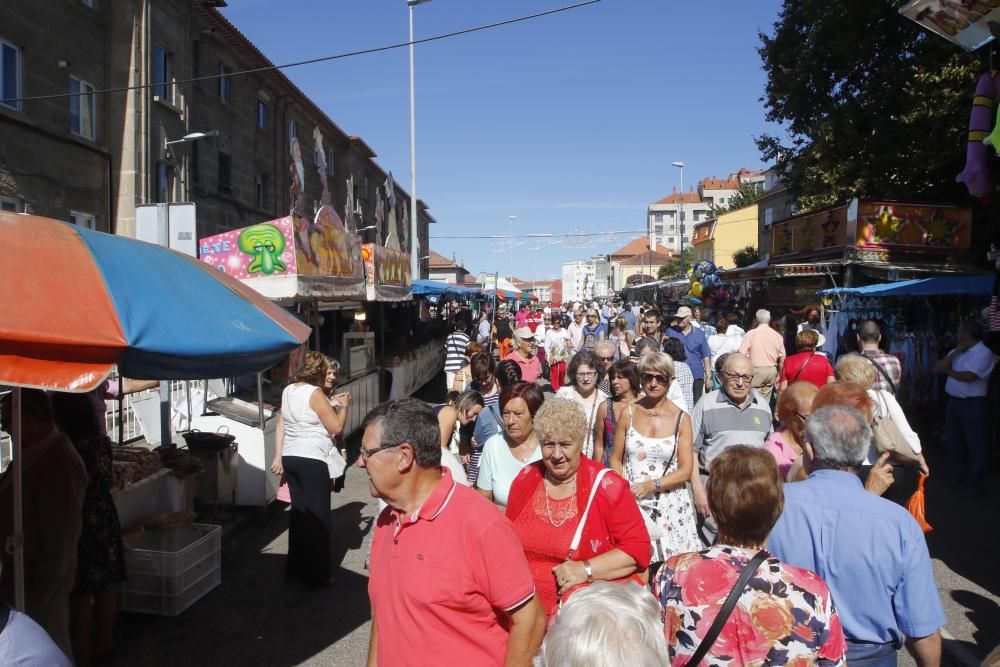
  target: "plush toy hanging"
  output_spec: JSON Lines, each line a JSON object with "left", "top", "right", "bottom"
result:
{"left": 957, "top": 70, "right": 1000, "bottom": 198}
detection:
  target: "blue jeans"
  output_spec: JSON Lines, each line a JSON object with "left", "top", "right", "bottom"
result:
{"left": 846, "top": 641, "right": 897, "bottom": 667}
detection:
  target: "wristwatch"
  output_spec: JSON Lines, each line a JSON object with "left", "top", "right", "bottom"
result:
{"left": 654, "top": 478, "right": 662, "bottom": 492}
{"left": 582, "top": 560, "right": 594, "bottom": 583}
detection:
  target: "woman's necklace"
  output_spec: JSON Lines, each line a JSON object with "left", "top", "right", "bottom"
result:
{"left": 544, "top": 474, "right": 577, "bottom": 528}
{"left": 511, "top": 437, "right": 539, "bottom": 463}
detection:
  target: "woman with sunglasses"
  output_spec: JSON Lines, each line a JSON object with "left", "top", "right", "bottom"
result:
{"left": 610, "top": 352, "right": 701, "bottom": 566}
{"left": 555, "top": 350, "right": 608, "bottom": 459}
{"left": 580, "top": 309, "right": 606, "bottom": 350}
{"left": 764, "top": 381, "right": 818, "bottom": 482}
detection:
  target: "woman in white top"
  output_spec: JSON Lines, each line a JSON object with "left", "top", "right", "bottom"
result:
{"left": 476, "top": 382, "right": 544, "bottom": 507}
{"left": 436, "top": 390, "right": 485, "bottom": 486}
{"left": 610, "top": 352, "right": 701, "bottom": 565}
{"left": 544, "top": 315, "right": 573, "bottom": 392}
{"left": 555, "top": 350, "right": 608, "bottom": 459}
{"left": 835, "top": 353, "right": 928, "bottom": 505}
{"left": 270, "top": 352, "right": 351, "bottom": 587}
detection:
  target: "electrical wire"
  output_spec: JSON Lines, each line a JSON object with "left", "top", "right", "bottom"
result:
{"left": 432, "top": 228, "right": 644, "bottom": 239}
{"left": 1, "top": 0, "right": 603, "bottom": 105}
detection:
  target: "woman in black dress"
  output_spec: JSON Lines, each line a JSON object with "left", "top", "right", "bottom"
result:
{"left": 51, "top": 391, "right": 127, "bottom": 667}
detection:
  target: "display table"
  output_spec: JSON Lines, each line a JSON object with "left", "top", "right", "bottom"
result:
{"left": 386, "top": 342, "right": 445, "bottom": 400}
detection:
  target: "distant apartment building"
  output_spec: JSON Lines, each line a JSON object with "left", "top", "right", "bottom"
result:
{"left": 562, "top": 256, "right": 611, "bottom": 302}
{"left": 0, "top": 0, "right": 432, "bottom": 275}
{"left": 512, "top": 278, "right": 553, "bottom": 303}
{"left": 646, "top": 168, "right": 765, "bottom": 255}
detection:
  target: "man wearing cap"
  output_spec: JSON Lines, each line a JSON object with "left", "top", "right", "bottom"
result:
{"left": 739, "top": 309, "right": 786, "bottom": 399}
{"left": 666, "top": 306, "right": 713, "bottom": 403}
{"left": 505, "top": 327, "right": 542, "bottom": 383}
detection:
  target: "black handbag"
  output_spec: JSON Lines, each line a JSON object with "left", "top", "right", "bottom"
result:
{"left": 685, "top": 550, "right": 770, "bottom": 666}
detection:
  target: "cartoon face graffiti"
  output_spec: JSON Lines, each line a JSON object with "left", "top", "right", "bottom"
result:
{"left": 239, "top": 223, "right": 287, "bottom": 275}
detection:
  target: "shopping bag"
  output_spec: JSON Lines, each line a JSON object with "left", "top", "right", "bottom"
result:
{"left": 906, "top": 473, "right": 932, "bottom": 533}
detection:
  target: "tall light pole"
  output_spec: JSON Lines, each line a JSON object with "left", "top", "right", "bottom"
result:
{"left": 408, "top": 0, "right": 430, "bottom": 280}
{"left": 671, "top": 161, "right": 685, "bottom": 277}
{"left": 507, "top": 215, "right": 517, "bottom": 281}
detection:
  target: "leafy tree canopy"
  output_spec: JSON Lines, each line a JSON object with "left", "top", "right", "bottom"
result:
{"left": 757, "top": 0, "right": 979, "bottom": 211}
{"left": 732, "top": 245, "right": 760, "bottom": 268}
{"left": 657, "top": 250, "right": 692, "bottom": 279}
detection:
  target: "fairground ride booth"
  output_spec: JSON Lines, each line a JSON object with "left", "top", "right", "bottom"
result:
{"left": 722, "top": 198, "right": 978, "bottom": 318}
{"left": 194, "top": 207, "right": 422, "bottom": 506}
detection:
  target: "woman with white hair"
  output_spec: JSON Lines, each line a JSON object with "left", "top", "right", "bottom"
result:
{"left": 536, "top": 581, "right": 668, "bottom": 667}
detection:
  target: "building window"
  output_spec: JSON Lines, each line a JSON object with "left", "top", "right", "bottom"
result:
{"left": 217, "top": 152, "right": 232, "bottom": 194}
{"left": 1, "top": 41, "right": 21, "bottom": 111}
{"left": 153, "top": 45, "right": 174, "bottom": 103}
{"left": 69, "top": 211, "right": 96, "bottom": 229}
{"left": 154, "top": 162, "right": 174, "bottom": 203}
{"left": 190, "top": 140, "right": 200, "bottom": 186}
{"left": 667, "top": 237, "right": 675, "bottom": 244}
{"left": 0, "top": 195, "right": 22, "bottom": 212}
{"left": 69, "top": 76, "right": 96, "bottom": 139}
{"left": 255, "top": 174, "right": 267, "bottom": 208}
{"left": 327, "top": 148, "right": 335, "bottom": 176}
{"left": 653, "top": 212, "right": 663, "bottom": 222}
{"left": 288, "top": 119, "right": 297, "bottom": 140}
{"left": 81, "top": 0, "right": 95, "bottom": 7}
{"left": 257, "top": 98, "right": 267, "bottom": 129}
{"left": 363, "top": 176, "right": 369, "bottom": 201}
{"left": 218, "top": 63, "right": 231, "bottom": 103}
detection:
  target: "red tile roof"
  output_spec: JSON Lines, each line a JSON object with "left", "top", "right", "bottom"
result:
{"left": 610, "top": 236, "right": 652, "bottom": 257}
{"left": 427, "top": 250, "right": 456, "bottom": 268}
{"left": 699, "top": 177, "right": 740, "bottom": 190}
{"left": 653, "top": 187, "right": 702, "bottom": 205}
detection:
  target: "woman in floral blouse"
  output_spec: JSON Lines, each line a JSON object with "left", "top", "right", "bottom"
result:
{"left": 655, "top": 446, "right": 846, "bottom": 666}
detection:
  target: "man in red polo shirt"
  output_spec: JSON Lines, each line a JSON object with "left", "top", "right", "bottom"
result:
{"left": 358, "top": 399, "right": 545, "bottom": 667}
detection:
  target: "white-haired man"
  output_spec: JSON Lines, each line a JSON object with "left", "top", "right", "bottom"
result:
{"left": 769, "top": 405, "right": 944, "bottom": 667}
{"left": 738, "top": 309, "right": 785, "bottom": 399}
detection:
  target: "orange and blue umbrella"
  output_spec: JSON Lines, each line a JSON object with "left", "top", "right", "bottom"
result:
{"left": 0, "top": 213, "right": 311, "bottom": 391}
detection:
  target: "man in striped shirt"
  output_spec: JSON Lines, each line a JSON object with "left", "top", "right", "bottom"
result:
{"left": 443, "top": 319, "right": 470, "bottom": 391}
{"left": 689, "top": 353, "right": 773, "bottom": 546}
{"left": 857, "top": 320, "right": 902, "bottom": 394}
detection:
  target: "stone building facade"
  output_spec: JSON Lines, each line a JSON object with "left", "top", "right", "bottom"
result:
{"left": 0, "top": 0, "right": 432, "bottom": 274}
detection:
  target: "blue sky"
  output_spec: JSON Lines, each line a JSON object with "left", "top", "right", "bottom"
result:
{"left": 221, "top": 0, "right": 784, "bottom": 281}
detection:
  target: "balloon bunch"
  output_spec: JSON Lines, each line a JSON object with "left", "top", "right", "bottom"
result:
{"left": 687, "top": 260, "right": 736, "bottom": 309}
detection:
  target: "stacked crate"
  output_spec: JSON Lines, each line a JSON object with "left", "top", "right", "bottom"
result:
{"left": 119, "top": 523, "right": 221, "bottom": 616}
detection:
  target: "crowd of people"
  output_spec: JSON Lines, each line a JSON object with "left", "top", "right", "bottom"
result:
{"left": 350, "top": 296, "right": 998, "bottom": 666}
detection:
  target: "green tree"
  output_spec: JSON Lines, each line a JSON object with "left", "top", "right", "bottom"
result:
{"left": 732, "top": 245, "right": 760, "bottom": 268}
{"left": 657, "top": 250, "right": 691, "bottom": 279}
{"left": 757, "top": 0, "right": 978, "bottom": 210}
{"left": 710, "top": 181, "right": 764, "bottom": 216}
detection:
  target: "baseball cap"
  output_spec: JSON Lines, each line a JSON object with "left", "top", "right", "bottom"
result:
{"left": 675, "top": 306, "right": 693, "bottom": 319}
{"left": 515, "top": 326, "right": 534, "bottom": 340}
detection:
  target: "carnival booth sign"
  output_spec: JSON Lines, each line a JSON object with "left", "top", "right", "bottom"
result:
{"left": 199, "top": 206, "right": 365, "bottom": 301}
{"left": 361, "top": 243, "right": 412, "bottom": 301}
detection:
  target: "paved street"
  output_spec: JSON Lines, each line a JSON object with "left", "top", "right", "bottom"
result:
{"left": 113, "top": 382, "right": 999, "bottom": 667}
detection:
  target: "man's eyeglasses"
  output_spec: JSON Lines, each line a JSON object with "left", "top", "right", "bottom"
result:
{"left": 723, "top": 371, "right": 754, "bottom": 384}
{"left": 360, "top": 443, "right": 400, "bottom": 462}
{"left": 641, "top": 372, "right": 670, "bottom": 385}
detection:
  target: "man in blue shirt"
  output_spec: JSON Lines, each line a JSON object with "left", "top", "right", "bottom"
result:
{"left": 769, "top": 405, "right": 944, "bottom": 667}
{"left": 666, "top": 306, "right": 712, "bottom": 403}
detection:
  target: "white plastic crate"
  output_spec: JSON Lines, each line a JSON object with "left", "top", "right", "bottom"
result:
{"left": 125, "top": 523, "right": 221, "bottom": 577}
{"left": 120, "top": 562, "right": 220, "bottom": 616}
{"left": 122, "top": 549, "right": 220, "bottom": 597}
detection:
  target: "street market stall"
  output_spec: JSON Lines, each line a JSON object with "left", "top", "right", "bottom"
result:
{"left": 0, "top": 212, "right": 311, "bottom": 612}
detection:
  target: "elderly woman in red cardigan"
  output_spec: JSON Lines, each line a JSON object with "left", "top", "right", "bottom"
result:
{"left": 506, "top": 396, "right": 651, "bottom": 618}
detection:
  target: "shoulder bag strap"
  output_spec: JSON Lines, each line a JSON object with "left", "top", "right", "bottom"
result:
{"left": 864, "top": 354, "right": 897, "bottom": 394}
{"left": 665, "top": 410, "right": 684, "bottom": 471}
{"left": 686, "top": 550, "right": 770, "bottom": 667}
{"left": 567, "top": 468, "right": 610, "bottom": 559}
{"left": 789, "top": 352, "right": 815, "bottom": 384}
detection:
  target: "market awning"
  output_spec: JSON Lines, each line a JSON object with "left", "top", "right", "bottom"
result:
{"left": 819, "top": 275, "right": 994, "bottom": 297}
{"left": 412, "top": 279, "right": 485, "bottom": 301}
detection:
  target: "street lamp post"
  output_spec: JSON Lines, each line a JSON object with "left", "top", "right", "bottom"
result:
{"left": 507, "top": 215, "right": 516, "bottom": 281}
{"left": 671, "top": 161, "right": 685, "bottom": 277}
{"left": 408, "top": 0, "right": 430, "bottom": 280}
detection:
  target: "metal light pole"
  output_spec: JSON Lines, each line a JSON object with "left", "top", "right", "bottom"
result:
{"left": 672, "top": 161, "right": 685, "bottom": 276}
{"left": 408, "top": 0, "right": 430, "bottom": 280}
{"left": 507, "top": 215, "right": 516, "bottom": 281}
